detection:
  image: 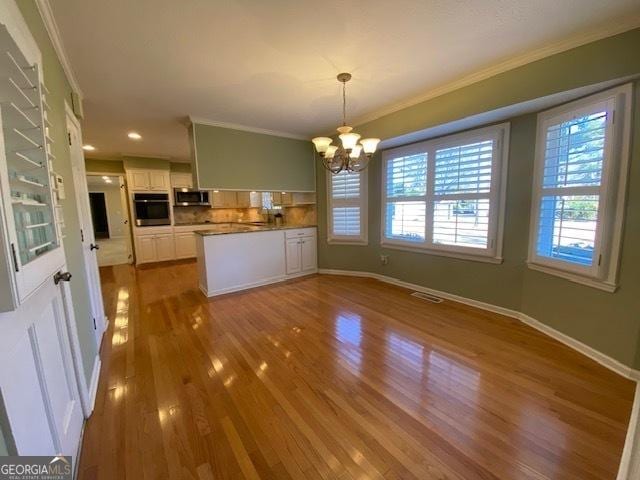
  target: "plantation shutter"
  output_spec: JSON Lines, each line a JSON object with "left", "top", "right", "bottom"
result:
{"left": 432, "top": 140, "right": 495, "bottom": 249}
{"left": 384, "top": 154, "right": 427, "bottom": 241}
{"left": 534, "top": 102, "right": 611, "bottom": 269}
{"left": 329, "top": 171, "right": 365, "bottom": 240}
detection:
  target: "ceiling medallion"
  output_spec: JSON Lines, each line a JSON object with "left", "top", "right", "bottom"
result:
{"left": 312, "top": 73, "right": 380, "bottom": 174}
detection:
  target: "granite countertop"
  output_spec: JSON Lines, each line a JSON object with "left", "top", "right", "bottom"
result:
{"left": 195, "top": 223, "right": 316, "bottom": 236}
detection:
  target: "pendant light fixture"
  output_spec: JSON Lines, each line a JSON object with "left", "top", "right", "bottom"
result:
{"left": 312, "top": 73, "right": 380, "bottom": 174}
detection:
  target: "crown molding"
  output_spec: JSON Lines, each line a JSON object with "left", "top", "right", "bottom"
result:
{"left": 189, "top": 116, "right": 309, "bottom": 141}
{"left": 35, "top": 0, "right": 83, "bottom": 97}
{"left": 350, "top": 17, "right": 640, "bottom": 129}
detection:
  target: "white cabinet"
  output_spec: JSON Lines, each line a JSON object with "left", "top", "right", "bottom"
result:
{"left": 301, "top": 234, "right": 317, "bottom": 271}
{"left": 285, "top": 228, "right": 317, "bottom": 276}
{"left": 135, "top": 235, "right": 157, "bottom": 264}
{"left": 150, "top": 171, "right": 169, "bottom": 191}
{"left": 155, "top": 234, "right": 175, "bottom": 261}
{"left": 135, "top": 233, "right": 175, "bottom": 264}
{"left": 292, "top": 192, "right": 316, "bottom": 205}
{"left": 285, "top": 238, "right": 302, "bottom": 274}
{"left": 175, "top": 232, "right": 197, "bottom": 259}
{"left": 211, "top": 191, "right": 237, "bottom": 208}
{"left": 170, "top": 173, "right": 193, "bottom": 189}
{"left": 236, "top": 191, "right": 262, "bottom": 208}
{"left": 127, "top": 170, "right": 170, "bottom": 192}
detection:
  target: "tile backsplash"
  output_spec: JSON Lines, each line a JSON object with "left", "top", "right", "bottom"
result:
{"left": 173, "top": 205, "right": 316, "bottom": 225}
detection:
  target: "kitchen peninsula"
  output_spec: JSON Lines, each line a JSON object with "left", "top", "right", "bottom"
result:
{"left": 196, "top": 224, "right": 317, "bottom": 296}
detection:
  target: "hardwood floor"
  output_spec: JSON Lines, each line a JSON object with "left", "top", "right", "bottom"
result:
{"left": 78, "top": 260, "right": 635, "bottom": 480}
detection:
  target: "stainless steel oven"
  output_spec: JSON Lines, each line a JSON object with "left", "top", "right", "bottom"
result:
{"left": 133, "top": 193, "right": 171, "bottom": 226}
{"left": 173, "top": 188, "right": 210, "bottom": 206}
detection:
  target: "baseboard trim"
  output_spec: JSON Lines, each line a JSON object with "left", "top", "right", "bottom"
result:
{"left": 319, "top": 268, "right": 640, "bottom": 381}
{"left": 200, "top": 270, "right": 318, "bottom": 297}
{"left": 88, "top": 356, "right": 102, "bottom": 415}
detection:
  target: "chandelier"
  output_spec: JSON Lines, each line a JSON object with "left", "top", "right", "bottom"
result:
{"left": 312, "top": 73, "right": 380, "bottom": 174}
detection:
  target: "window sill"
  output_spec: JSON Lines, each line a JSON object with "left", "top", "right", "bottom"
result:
{"left": 381, "top": 242, "right": 503, "bottom": 264}
{"left": 526, "top": 262, "right": 618, "bottom": 293}
{"left": 327, "top": 238, "right": 368, "bottom": 246}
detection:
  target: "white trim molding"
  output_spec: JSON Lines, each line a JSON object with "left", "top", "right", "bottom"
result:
{"left": 88, "top": 355, "right": 102, "bottom": 415}
{"left": 318, "top": 268, "right": 640, "bottom": 381}
{"left": 188, "top": 116, "right": 308, "bottom": 141}
{"left": 349, "top": 17, "right": 640, "bottom": 128}
{"left": 34, "top": 0, "right": 83, "bottom": 96}
{"left": 618, "top": 383, "right": 640, "bottom": 480}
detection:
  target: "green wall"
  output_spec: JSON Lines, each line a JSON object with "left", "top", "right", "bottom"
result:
{"left": 17, "top": 0, "right": 98, "bottom": 381}
{"left": 317, "top": 28, "right": 640, "bottom": 369}
{"left": 191, "top": 123, "right": 315, "bottom": 191}
{"left": 85, "top": 158, "right": 125, "bottom": 174}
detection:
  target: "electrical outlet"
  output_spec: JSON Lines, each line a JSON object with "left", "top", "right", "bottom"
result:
{"left": 380, "top": 254, "right": 389, "bottom": 265}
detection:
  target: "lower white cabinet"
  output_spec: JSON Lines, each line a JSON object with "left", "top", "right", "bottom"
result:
{"left": 175, "top": 232, "right": 197, "bottom": 259}
{"left": 285, "top": 229, "right": 317, "bottom": 275}
{"left": 135, "top": 233, "right": 175, "bottom": 264}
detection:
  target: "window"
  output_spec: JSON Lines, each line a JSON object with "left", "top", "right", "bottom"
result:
{"left": 327, "top": 169, "right": 367, "bottom": 244}
{"left": 382, "top": 124, "right": 509, "bottom": 262}
{"left": 528, "top": 84, "right": 632, "bottom": 291}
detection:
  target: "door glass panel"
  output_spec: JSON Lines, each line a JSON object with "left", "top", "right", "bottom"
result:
{"left": 1, "top": 53, "right": 59, "bottom": 266}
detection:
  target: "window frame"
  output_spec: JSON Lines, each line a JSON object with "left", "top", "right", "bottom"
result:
{"left": 326, "top": 168, "right": 368, "bottom": 245}
{"left": 527, "top": 84, "right": 633, "bottom": 292}
{"left": 381, "top": 123, "right": 510, "bottom": 263}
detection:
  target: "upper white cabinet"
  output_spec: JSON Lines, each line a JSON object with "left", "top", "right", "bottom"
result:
{"left": 211, "top": 190, "right": 237, "bottom": 208}
{"left": 127, "top": 169, "right": 170, "bottom": 192}
{"left": 170, "top": 172, "right": 193, "bottom": 189}
{"left": 0, "top": 27, "right": 65, "bottom": 310}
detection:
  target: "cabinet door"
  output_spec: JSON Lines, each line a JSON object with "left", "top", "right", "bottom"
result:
{"left": 129, "top": 172, "right": 150, "bottom": 191}
{"left": 271, "top": 192, "right": 282, "bottom": 205}
{"left": 155, "top": 234, "right": 175, "bottom": 261}
{"left": 211, "top": 191, "right": 224, "bottom": 208}
{"left": 235, "top": 191, "right": 250, "bottom": 208}
{"left": 149, "top": 171, "right": 169, "bottom": 191}
{"left": 136, "top": 235, "right": 157, "bottom": 263}
{"left": 222, "top": 191, "right": 237, "bottom": 207}
{"left": 280, "top": 192, "right": 293, "bottom": 205}
{"left": 285, "top": 238, "right": 302, "bottom": 275}
{"left": 301, "top": 235, "right": 317, "bottom": 272}
{"left": 175, "top": 233, "right": 196, "bottom": 259}
{"left": 171, "top": 173, "right": 193, "bottom": 188}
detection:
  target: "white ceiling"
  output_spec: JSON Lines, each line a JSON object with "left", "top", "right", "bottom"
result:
{"left": 49, "top": 0, "right": 640, "bottom": 161}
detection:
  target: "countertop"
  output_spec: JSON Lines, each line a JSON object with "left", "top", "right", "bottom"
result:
{"left": 195, "top": 223, "right": 316, "bottom": 236}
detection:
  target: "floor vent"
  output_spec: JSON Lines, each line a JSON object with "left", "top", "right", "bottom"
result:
{"left": 410, "top": 291, "right": 444, "bottom": 303}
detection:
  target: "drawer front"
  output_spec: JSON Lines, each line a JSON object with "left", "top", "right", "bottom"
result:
{"left": 285, "top": 227, "right": 316, "bottom": 239}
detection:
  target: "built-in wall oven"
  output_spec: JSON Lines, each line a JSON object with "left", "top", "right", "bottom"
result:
{"left": 133, "top": 193, "right": 171, "bottom": 226}
{"left": 174, "top": 188, "right": 210, "bottom": 206}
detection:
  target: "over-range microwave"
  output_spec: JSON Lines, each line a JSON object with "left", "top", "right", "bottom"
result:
{"left": 174, "top": 188, "right": 210, "bottom": 206}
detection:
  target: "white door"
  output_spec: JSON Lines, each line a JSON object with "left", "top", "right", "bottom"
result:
{"left": 136, "top": 235, "right": 157, "bottom": 263}
{"left": 0, "top": 272, "right": 84, "bottom": 459}
{"left": 66, "top": 107, "right": 106, "bottom": 346}
{"left": 175, "top": 233, "right": 196, "bottom": 259}
{"left": 155, "top": 234, "right": 175, "bottom": 261}
{"left": 301, "top": 235, "right": 317, "bottom": 272}
{"left": 285, "top": 238, "right": 301, "bottom": 274}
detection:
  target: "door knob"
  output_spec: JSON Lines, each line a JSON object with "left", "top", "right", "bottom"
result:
{"left": 90, "top": 243, "right": 100, "bottom": 251}
{"left": 53, "top": 271, "right": 72, "bottom": 285}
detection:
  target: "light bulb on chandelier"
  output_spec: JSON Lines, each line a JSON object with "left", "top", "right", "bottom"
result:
{"left": 312, "top": 73, "right": 380, "bottom": 174}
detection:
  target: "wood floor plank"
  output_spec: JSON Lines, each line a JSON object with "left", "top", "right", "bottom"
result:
{"left": 76, "top": 261, "right": 635, "bottom": 480}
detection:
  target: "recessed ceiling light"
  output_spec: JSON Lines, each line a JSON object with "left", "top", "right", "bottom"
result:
{"left": 82, "top": 144, "right": 96, "bottom": 151}
{"left": 102, "top": 176, "right": 109, "bottom": 180}
{"left": 127, "top": 132, "right": 142, "bottom": 140}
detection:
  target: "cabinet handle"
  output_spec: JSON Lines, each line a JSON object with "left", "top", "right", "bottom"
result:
{"left": 90, "top": 243, "right": 100, "bottom": 251}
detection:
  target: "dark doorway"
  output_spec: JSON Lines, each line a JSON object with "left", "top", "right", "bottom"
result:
{"left": 89, "top": 192, "right": 110, "bottom": 239}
